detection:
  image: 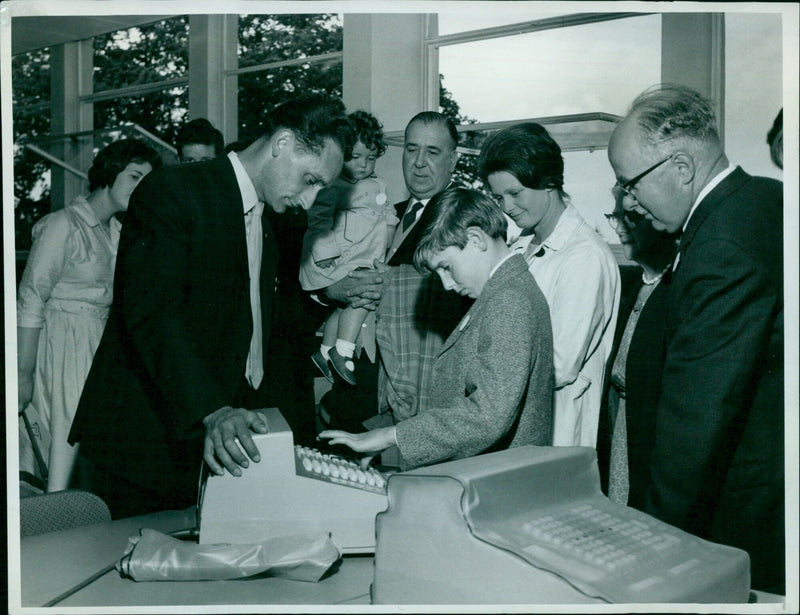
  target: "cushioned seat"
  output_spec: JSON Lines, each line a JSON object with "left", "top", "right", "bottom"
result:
{"left": 20, "top": 489, "right": 111, "bottom": 538}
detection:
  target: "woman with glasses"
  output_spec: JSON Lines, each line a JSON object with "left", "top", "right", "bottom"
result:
{"left": 478, "top": 122, "right": 620, "bottom": 448}
{"left": 599, "top": 187, "right": 679, "bottom": 507}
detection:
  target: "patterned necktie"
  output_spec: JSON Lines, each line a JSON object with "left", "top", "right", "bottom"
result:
{"left": 245, "top": 202, "right": 264, "bottom": 389}
{"left": 402, "top": 200, "right": 424, "bottom": 232}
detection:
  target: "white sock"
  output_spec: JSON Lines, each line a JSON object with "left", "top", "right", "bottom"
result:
{"left": 335, "top": 340, "right": 356, "bottom": 358}
{"left": 320, "top": 344, "right": 332, "bottom": 361}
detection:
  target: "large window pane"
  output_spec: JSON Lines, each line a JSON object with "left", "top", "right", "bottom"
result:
{"left": 93, "top": 16, "right": 189, "bottom": 92}
{"left": 724, "top": 12, "right": 782, "bottom": 180}
{"left": 238, "top": 14, "right": 342, "bottom": 69}
{"left": 93, "top": 86, "right": 188, "bottom": 152}
{"left": 237, "top": 61, "right": 343, "bottom": 140}
{"left": 437, "top": 9, "right": 565, "bottom": 36}
{"left": 13, "top": 48, "right": 52, "bottom": 251}
{"left": 438, "top": 14, "right": 661, "bottom": 123}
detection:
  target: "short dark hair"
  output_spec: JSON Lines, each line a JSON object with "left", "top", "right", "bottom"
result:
{"left": 766, "top": 108, "right": 782, "bottom": 169}
{"left": 405, "top": 111, "right": 459, "bottom": 150}
{"left": 478, "top": 122, "right": 564, "bottom": 191}
{"left": 414, "top": 187, "right": 508, "bottom": 274}
{"left": 175, "top": 118, "right": 224, "bottom": 158}
{"left": 348, "top": 110, "right": 386, "bottom": 157}
{"left": 767, "top": 109, "right": 782, "bottom": 146}
{"left": 88, "top": 139, "right": 163, "bottom": 192}
{"left": 262, "top": 93, "right": 354, "bottom": 159}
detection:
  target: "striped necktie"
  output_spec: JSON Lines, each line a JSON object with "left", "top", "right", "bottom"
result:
{"left": 402, "top": 200, "right": 424, "bottom": 232}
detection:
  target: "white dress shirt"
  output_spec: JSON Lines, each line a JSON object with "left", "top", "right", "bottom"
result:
{"left": 228, "top": 151, "right": 264, "bottom": 389}
{"left": 511, "top": 203, "right": 620, "bottom": 447}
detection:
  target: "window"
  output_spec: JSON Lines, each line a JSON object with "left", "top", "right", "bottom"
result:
{"left": 437, "top": 14, "right": 661, "bottom": 123}
{"left": 12, "top": 48, "right": 52, "bottom": 250}
{"left": 93, "top": 17, "right": 189, "bottom": 92}
{"left": 235, "top": 14, "right": 343, "bottom": 140}
{"left": 430, "top": 12, "right": 662, "bottom": 244}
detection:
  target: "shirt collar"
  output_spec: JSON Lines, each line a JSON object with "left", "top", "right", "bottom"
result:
{"left": 488, "top": 251, "right": 515, "bottom": 279}
{"left": 682, "top": 164, "right": 734, "bottom": 232}
{"left": 511, "top": 202, "right": 579, "bottom": 256}
{"left": 69, "top": 195, "right": 101, "bottom": 227}
{"left": 228, "top": 151, "right": 261, "bottom": 214}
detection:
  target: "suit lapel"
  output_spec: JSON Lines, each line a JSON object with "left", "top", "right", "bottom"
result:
{"left": 214, "top": 156, "right": 250, "bottom": 277}
{"left": 678, "top": 167, "right": 748, "bottom": 260}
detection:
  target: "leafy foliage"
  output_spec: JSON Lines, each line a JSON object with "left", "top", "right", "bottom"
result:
{"left": 12, "top": 48, "right": 52, "bottom": 249}
{"left": 439, "top": 74, "right": 484, "bottom": 190}
{"left": 93, "top": 17, "right": 190, "bottom": 148}
{"left": 237, "top": 14, "right": 343, "bottom": 141}
{"left": 12, "top": 14, "right": 343, "bottom": 249}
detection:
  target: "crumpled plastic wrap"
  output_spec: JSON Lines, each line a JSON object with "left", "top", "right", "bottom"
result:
{"left": 115, "top": 529, "right": 341, "bottom": 583}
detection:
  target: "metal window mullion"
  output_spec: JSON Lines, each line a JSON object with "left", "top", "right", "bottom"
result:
{"left": 426, "top": 12, "right": 649, "bottom": 48}
{"left": 224, "top": 50, "right": 343, "bottom": 76}
{"left": 79, "top": 76, "right": 190, "bottom": 104}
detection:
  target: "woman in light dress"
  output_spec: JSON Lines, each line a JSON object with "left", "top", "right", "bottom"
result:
{"left": 17, "top": 139, "right": 162, "bottom": 492}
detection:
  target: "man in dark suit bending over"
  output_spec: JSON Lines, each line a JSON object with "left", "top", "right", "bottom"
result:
{"left": 70, "top": 94, "right": 352, "bottom": 519}
{"left": 608, "top": 84, "right": 784, "bottom": 594}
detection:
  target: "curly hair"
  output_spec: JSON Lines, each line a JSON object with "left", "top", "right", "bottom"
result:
{"left": 87, "top": 139, "right": 163, "bottom": 192}
{"left": 348, "top": 110, "right": 386, "bottom": 158}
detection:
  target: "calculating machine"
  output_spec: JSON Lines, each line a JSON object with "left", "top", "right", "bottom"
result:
{"left": 373, "top": 445, "right": 750, "bottom": 604}
{"left": 198, "top": 408, "right": 389, "bottom": 553}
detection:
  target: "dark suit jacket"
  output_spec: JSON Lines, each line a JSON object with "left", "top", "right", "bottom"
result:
{"left": 70, "top": 156, "right": 278, "bottom": 505}
{"left": 647, "top": 167, "right": 784, "bottom": 593}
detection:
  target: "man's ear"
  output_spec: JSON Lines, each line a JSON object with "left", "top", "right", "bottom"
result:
{"left": 449, "top": 149, "right": 459, "bottom": 174}
{"left": 466, "top": 227, "right": 488, "bottom": 251}
{"left": 270, "top": 129, "right": 293, "bottom": 158}
{"left": 671, "top": 150, "right": 696, "bottom": 186}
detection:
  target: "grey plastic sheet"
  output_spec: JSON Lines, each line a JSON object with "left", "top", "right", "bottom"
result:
{"left": 116, "top": 529, "right": 341, "bottom": 583}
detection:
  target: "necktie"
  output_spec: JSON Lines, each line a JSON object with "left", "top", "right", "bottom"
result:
{"left": 402, "top": 200, "right": 424, "bottom": 232}
{"left": 244, "top": 202, "right": 264, "bottom": 389}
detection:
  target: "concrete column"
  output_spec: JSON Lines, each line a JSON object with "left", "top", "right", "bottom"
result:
{"left": 661, "top": 13, "right": 725, "bottom": 140}
{"left": 343, "top": 13, "right": 429, "bottom": 201}
{"left": 188, "top": 14, "right": 239, "bottom": 144}
{"left": 49, "top": 39, "right": 93, "bottom": 209}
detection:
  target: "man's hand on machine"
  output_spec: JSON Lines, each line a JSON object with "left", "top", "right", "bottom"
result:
{"left": 317, "top": 426, "right": 396, "bottom": 469}
{"left": 203, "top": 407, "right": 268, "bottom": 477}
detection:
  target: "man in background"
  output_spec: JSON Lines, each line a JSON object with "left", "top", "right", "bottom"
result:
{"left": 176, "top": 117, "right": 224, "bottom": 163}
{"left": 608, "top": 84, "right": 784, "bottom": 594}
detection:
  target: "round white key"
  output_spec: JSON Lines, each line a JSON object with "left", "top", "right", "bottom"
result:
{"left": 302, "top": 457, "right": 312, "bottom": 472}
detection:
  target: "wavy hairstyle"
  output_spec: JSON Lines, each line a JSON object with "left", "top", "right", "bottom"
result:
{"left": 477, "top": 122, "right": 564, "bottom": 193}
{"left": 87, "top": 139, "right": 163, "bottom": 192}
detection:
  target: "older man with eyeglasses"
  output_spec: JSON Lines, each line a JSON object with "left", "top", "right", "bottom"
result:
{"left": 607, "top": 84, "right": 784, "bottom": 595}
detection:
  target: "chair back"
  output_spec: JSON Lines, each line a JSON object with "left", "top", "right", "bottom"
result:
{"left": 20, "top": 489, "right": 111, "bottom": 538}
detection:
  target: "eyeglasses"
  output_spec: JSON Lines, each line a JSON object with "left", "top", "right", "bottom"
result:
{"left": 604, "top": 209, "right": 645, "bottom": 230}
{"left": 614, "top": 155, "right": 671, "bottom": 197}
